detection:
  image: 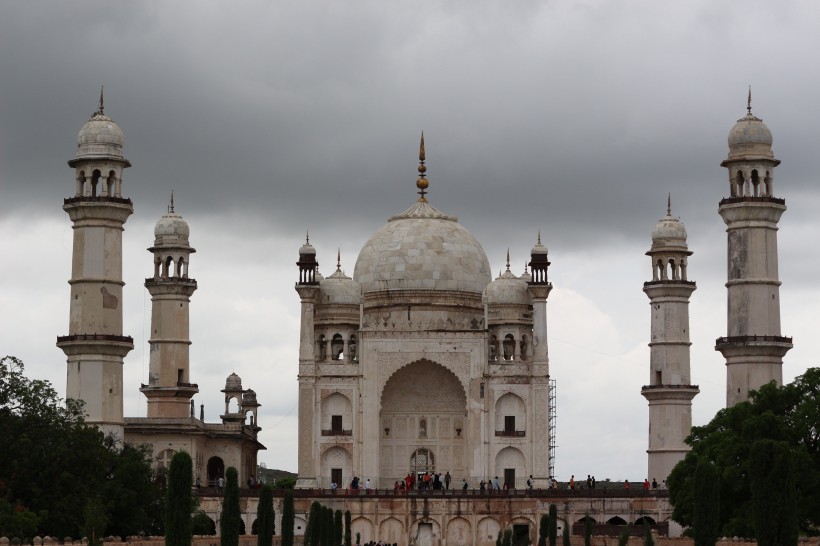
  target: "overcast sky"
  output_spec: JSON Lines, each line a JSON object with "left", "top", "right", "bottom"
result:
{"left": 2, "top": 0, "right": 820, "bottom": 482}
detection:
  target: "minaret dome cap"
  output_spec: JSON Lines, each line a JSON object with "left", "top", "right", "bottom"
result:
{"left": 76, "top": 92, "right": 125, "bottom": 160}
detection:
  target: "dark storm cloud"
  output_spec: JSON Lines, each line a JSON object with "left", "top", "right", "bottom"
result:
{"left": 3, "top": 0, "right": 820, "bottom": 477}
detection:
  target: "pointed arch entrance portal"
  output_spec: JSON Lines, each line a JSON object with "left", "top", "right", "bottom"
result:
{"left": 380, "top": 359, "right": 467, "bottom": 485}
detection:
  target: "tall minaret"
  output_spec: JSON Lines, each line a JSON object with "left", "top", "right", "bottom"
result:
{"left": 140, "top": 195, "right": 199, "bottom": 418}
{"left": 295, "top": 234, "right": 320, "bottom": 489}
{"left": 527, "top": 232, "right": 553, "bottom": 479}
{"left": 641, "top": 198, "right": 699, "bottom": 484}
{"left": 57, "top": 92, "right": 133, "bottom": 439}
{"left": 715, "top": 92, "right": 792, "bottom": 407}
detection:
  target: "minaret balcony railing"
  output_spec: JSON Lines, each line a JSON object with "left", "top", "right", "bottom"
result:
{"left": 641, "top": 384, "right": 699, "bottom": 391}
{"left": 64, "top": 195, "right": 133, "bottom": 206}
{"left": 719, "top": 196, "right": 785, "bottom": 206}
{"left": 643, "top": 280, "right": 696, "bottom": 287}
{"left": 715, "top": 335, "right": 792, "bottom": 347}
{"left": 58, "top": 333, "right": 134, "bottom": 344}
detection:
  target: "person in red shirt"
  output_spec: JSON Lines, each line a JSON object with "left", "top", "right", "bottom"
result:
{"left": 643, "top": 479, "right": 650, "bottom": 490}
{"left": 624, "top": 480, "right": 629, "bottom": 490}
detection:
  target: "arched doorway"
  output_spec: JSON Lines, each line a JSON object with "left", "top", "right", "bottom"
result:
{"left": 207, "top": 456, "right": 225, "bottom": 486}
{"left": 380, "top": 359, "right": 467, "bottom": 486}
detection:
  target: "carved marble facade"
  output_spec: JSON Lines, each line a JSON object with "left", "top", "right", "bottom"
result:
{"left": 295, "top": 152, "right": 553, "bottom": 489}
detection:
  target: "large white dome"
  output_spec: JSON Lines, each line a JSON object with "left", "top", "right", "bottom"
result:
{"left": 353, "top": 200, "right": 491, "bottom": 293}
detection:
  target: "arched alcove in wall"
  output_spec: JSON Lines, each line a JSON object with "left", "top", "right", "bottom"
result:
{"left": 379, "top": 359, "right": 468, "bottom": 486}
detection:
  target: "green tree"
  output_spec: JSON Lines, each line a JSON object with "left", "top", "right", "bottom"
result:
{"left": 618, "top": 530, "right": 630, "bottom": 546}
{"left": 165, "top": 451, "right": 194, "bottom": 546}
{"left": 280, "top": 490, "right": 295, "bottom": 546}
{"left": 344, "top": 510, "right": 352, "bottom": 546}
{"left": 305, "top": 501, "right": 321, "bottom": 546}
{"left": 356, "top": 531, "right": 360, "bottom": 546}
{"left": 274, "top": 477, "right": 297, "bottom": 489}
{"left": 583, "top": 516, "right": 592, "bottom": 546}
{"left": 643, "top": 520, "right": 654, "bottom": 546}
{"left": 749, "top": 439, "right": 798, "bottom": 546}
{"left": 668, "top": 368, "right": 820, "bottom": 537}
{"left": 548, "top": 504, "right": 558, "bottom": 546}
{"left": 82, "top": 496, "right": 109, "bottom": 546}
{"left": 192, "top": 511, "right": 216, "bottom": 536}
{"left": 538, "top": 514, "right": 549, "bottom": 546}
{"left": 220, "top": 467, "right": 241, "bottom": 546}
{"left": 334, "top": 509, "right": 343, "bottom": 546}
{"left": 0, "top": 499, "right": 39, "bottom": 541}
{"left": 502, "top": 528, "right": 513, "bottom": 546}
{"left": 692, "top": 459, "right": 720, "bottom": 546}
{"left": 0, "top": 356, "right": 164, "bottom": 538}
{"left": 562, "top": 520, "right": 570, "bottom": 546}
{"left": 323, "top": 506, "right": 333, "bottom": 546}
{"left": 257, "top": 484, "right": 275, "bottom": 546}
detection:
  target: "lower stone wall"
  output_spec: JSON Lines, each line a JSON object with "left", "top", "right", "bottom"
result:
{"left": 3, "top": 536, "right": 820, "bottom": 546}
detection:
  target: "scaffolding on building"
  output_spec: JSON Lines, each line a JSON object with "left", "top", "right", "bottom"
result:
{"left": 548, "top": 378, "right": 557, "bottom": 479}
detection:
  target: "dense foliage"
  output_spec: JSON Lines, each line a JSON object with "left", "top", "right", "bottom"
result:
{"left": 692, "top": 459, "right": 720, "bottom": 546}
{"left": 0, "top": 356, "right": 163, "bottom": 540}
{"left": 334, "top": 509, "right": 343, "bottom": 546}
{"left": 548, "top": 504, "right": 557, "bottom": 546}
{"left": 256, "top": 484, "right": 275, "bottom": 546}
{"left": 165, "top": 451, "right": 193, "bottom": 546}
{"left": 538, "top": 514, "right": 548, "bottom": 546}
{"left": 668, "top": 368, "right": 820, "bottom": 538}
{"left": 220, "top": 467, "right": 241, "bottom": 546}
{"left": 344, "top": 510, "right": 351, "bottom": 546}
{"left": 749, "top": 439, "right": 798, "bottom": 546}
{"left": 280, "top": 490, "right": 295, "bottom": 546}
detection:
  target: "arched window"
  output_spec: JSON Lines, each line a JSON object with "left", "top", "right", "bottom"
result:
{"left": 156, "top": 448, "right": 175, "bottom": 470}
{"left": 106, "top": 171, "right": 116, "bottom": 196}
{"left": 207, "top": 456, "right": 225, "bottom": 486}
{"left": 735, "top": 170, "right": 744, "bottom": 197}
{"left": 503, "top": 334, "right": 515, "bottom": 361}
{"left": 177, "top": 257, "right": 185, "bottom": 278}
{"left": 751, "top": 169, "right": 760, "bottom": 196}
{"left": 764, "top": 171, "right": 772, "bottom": 196}
{"left": 668, "top": 258, "right": 677, "bottom": 280}
{"left": 316, "top": 334, "right": 327, "bottom": 361}
{"left": 489, "top": 335, "right": 498, "bottom": 361}
{"left": 91, "top": 169, "right": 101, "bottom": 197}
{"left": 348, "top": 335, "right": 357, "bottom": 362}
{"left": 410, "top": 448, "right": 435, "bottom": 476}
{"left": 331, "top": 334, "right": 344, "bottom": 361}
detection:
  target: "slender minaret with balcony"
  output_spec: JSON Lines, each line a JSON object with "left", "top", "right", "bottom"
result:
{"left": 641, "top": 198, "right": 699, "bottom": 484}
{"left": 527, "top": 232, "right": 554, "bottom": 480}
{"left": 57, "top": 92, "right": 134, "bottom": 439}
{"left": 139, "top": 195, "right": 199, "bottom": 418}
{"left": 715, "top": 92, "right": 792, "bottom": 407}
{"left": 295, "top": 234, "right": 320, "bottom": 488}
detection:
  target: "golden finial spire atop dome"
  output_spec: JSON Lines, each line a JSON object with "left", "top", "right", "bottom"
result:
{"left": 506, "top": 248, "right": 511, "bottom": 271}
{"left": 416, "top": 132, "right": 429, "bottom": 202}
{"left": 747, "top": 86, "right": 752, "bottom": 115}
{"left": 336, "top": 248, "right": 341, "bottom": 272}
{"left": 667, "top": 193, "right": 671, "bottom": 216}
{"left": 98, "top": 85, "right": 105, "bottom": 115}
{"left": 168, "top": 191, "right": 175, "bottom": 213}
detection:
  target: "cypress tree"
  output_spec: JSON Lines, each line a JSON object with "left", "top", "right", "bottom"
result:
{"left": 562, "top": 520, "right": 570, "bottom": 546}
{"left": 618, "top": 530, "right": 630, "bottom": 546}
{"left": 692, "top": 459, "right": 720, "bottom": 546}
{"left": 220, "top": 467, "right": 241, "bottom": 546}
{"left": 502, "top": 529, "right": 513, "bottom": 546}
{"left": 325, "top": 507, "right": 334, "bottom": 546}
{"left": 165, "top": 451, "right": 193, "bottom": 546}
{"left": 304, "top": 502, "right": 319, "bottom": 546}
{"left": 750, "top": 439, "right": 798, "bottom": 546}
{"left": 280, "top": 490, "right": 295, "bottom": 546}
{"left": 548, "top": 504, "right": 558, "bottom": 546}
{"left": 344, "top": 511, "right": 352, "bottom": 546}
{"left": 257, "top": 484, "right": 275, "bottom": 546}
{"left": 584, "top": 515, "right": 592, "bottom": 546}
{"left": 643, "top": 520, "right": 654, "bottom": 546}
{"left": 538, "top": 514, "right": 549, "bottom": 546}
{"left": 334, "top": 510, "right": 343, "bottom": 546}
